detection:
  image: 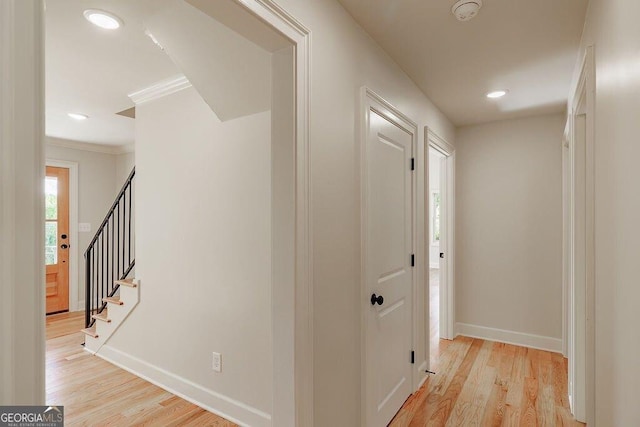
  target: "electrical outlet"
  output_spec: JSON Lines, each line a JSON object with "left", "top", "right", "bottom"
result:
{"left": 212, "top": 352, "right": 222, "bottom": 373}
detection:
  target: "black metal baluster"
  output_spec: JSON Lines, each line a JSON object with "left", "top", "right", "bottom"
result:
{"left": 128, "top": 184, "right": 132, "bottom": 266}
{"left": 85, "top": 248, "right": 91, "bottom": 327}
{"left": 97, "top": 236, "right": 100, "bottom": 316}
{"left": 101, "top": 233, "right": 104, "bottom": 310}
{"left": 84, "top": 167, "right": 135, "bottom": 329}
{"left": 111, "top": 215, "right": 114, "bottom": 294}
{"left": 106, "top": 220, "right": 109, "bottom": 298}
{"left": 117, "top": 201, "right": 120, "bottom": 279}
{"left": 122, "top": 192, "right": 126, "bottom": 277}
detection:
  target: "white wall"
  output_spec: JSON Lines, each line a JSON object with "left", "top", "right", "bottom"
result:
{"left": 88, "top": 0, "right": 454, "bottom": 424}
{"left": 46, "top": 140, "right": 121, "bottom": 308}
{"left": 569, "top": 0, "right": 640, "bottom": 423}
{"left": 107, "top": 87, "right": 273, "bottom": 423}
{"left": 265, "top": 0, "right": 455, "bottom": 425}
{"left": 146, "top": 0, "right": 272, "bottom": 122}
{"left": 455, "top": 114, "right": 564, "bottom": 346}
{"left": 115, "top": 151, "right": 135, "bottom": 185}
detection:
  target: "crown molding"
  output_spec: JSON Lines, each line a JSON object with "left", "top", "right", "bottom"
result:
{"left": 46, "top": 137, "right": 134, "bottom": 155}
{"left": 128, "top": 74, "right": 192, "bottom": 106}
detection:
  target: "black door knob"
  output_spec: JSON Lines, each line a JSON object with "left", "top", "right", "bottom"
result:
{"left": 370, "top": 293, "right": 384, "bottom": 306}
{"left": 60, "top": 244, "right": 69, "bottom": 249}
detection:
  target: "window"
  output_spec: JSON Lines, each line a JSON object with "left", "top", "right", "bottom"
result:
{"left": 45, "top": 176, "right": 58, "bottom": 265}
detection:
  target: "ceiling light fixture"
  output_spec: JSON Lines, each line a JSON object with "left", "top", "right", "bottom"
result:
{"left": 451, "top": 0, "right": 483, "bottom": 22}
{"left": 83, "top": 9, "right": 123, "bottom": 30}
{"left": 68, "top": 113, "right": 89, "bottom": 121}
{"left": 486, "top": 90, "right": 508, "bottom": 99}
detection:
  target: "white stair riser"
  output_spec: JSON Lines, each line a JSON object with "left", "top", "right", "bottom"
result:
{"left": 86, "top": 282, "right": 139, "bottom": 354}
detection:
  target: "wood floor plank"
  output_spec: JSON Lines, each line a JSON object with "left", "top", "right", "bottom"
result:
{"left": 423, "top": 338, "right": 483, "bottom": 425}
{"left": 446, "top": 340, "right": 495, "bottom": 426}
{"left": 45, "top": 314, "right": 235, "bottom": 426}
{"left": 519, "top": 376, "right": 539, "bottom": 426}
{"left": 392, "top": 271, "right": 581, "bottom": 427}
{"left": 395, "top": 337, "right": 582, "bottom": 427}
{"left": 481, "top": 383, "right": 507, "bottom": 427}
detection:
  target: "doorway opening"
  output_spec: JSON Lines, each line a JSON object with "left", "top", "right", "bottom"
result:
{"left": 426, "top": 128, "right": 455, "bottom": 370}
{"left": 42, "top": 1, "right": 311, "bottom": 424}
{"left": 428, "top": 147, "right": 444, "bottom": 355}
{"left": 45, "top": 166, "right": 70, "bottom": 314}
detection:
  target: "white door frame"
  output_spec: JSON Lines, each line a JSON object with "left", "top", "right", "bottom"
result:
{"left": 46, "top": 159, "right": 79, "bottom": 312}
{"left": 0, "top": 0, "right": 46, "bottom": 404}
{"left": 426, "top": 128, "right": 455, "bottom": 342}
{"left": 565, "top": 45, "right": 595, "bottom": 425}
{"left": 229, "top": 2, "right": 313, "bottom": 425}
{"left": 562, "top": 121, "right": 570, "bottom": 359}
{"left": 360, "top": 87, "right": 420, "bottom": 426}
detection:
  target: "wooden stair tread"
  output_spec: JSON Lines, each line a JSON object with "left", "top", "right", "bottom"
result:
{"left": 81, "top": 326, "right": 98, "bottom": 338}
{"left": 103, "top": 296, "right": 123, "bottom": 305}
{"left": 115, "top": 278, "right": 137, "bottom": 288}
{"left": 92, "top": 310, "right": 111, "bottom": 323}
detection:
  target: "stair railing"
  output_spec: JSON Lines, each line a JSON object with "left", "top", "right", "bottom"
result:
{"left": 85, "top": 167, "right": 135, "bottom": 328}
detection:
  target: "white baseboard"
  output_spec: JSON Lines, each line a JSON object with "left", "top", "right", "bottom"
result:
{"left": 455, "top": 322, "right": 563, "bottom": 353}
{"left": 96, "top": 344, "right": 271, "bottom": 427}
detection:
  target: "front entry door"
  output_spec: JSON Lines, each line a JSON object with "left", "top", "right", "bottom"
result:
{"left": 364, "top": 104, "right": 414, "bottom": 427}
{"left": 45, "top": 166, "right": 70, "bottom": 314}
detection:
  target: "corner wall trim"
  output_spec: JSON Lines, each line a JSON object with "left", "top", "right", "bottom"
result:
{"left": 455, "top": 322, "right": 563, "bottom": 353}
{"left": 96, "top": 345, "right": 271, "bottom": 427}
{"left": 128, "top": 74, "right": 192, "bottom": 106}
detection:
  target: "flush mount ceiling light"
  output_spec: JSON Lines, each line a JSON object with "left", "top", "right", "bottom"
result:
{"left": 451, "top": 0, "right": 483, "bottom": 22}
{"left": 68, "top": 113, "right": 89, "bottom": 120}
{"left": 83, "top": 9, "right": 123, "bottom": 30}
{"left": 486, "top": 90, "right": 508, "bottom": 99}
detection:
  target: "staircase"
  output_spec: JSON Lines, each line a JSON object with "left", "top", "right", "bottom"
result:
{"left": 81, "top": 167, "right": 137, "bottom": 353}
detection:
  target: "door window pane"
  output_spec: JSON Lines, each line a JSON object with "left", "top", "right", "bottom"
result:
{"left": 45, "top": 221, "right": 57, "bottom": 265}
{"left": 45, "top": 177, "right": 58, "bottom": 220}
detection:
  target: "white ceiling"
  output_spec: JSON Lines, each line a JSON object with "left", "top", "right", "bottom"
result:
{"left": 337, "top": 0, "right": 588, "bottom": 126}
{"left": 47, "top": 0, "right": 589, "bottom": 143}
{"left": 46, "top": 0, "right": 179, "bottom": 145}
{"left": 146, "top": 0, "right": 274, "bottom": 122}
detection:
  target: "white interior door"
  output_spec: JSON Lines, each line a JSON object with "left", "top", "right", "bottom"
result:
{"left": 364, "top": 107, "right": 414, "bottom": 427}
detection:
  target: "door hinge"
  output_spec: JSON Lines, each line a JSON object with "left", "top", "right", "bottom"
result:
{"left": 411, "top": 350, "right": 415, "bottom": 364}
{"left": 411, "top": 254, "right": 415, "bottom": 267}
{"left": 411, "top": 157, "right": 415, "bottom": 171}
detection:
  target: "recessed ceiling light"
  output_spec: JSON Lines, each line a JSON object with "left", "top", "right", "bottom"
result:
{"left": 486, "top": 90, "right": 508, "bottom": 99}
{"left": 68, "top": 113, "right": 89, "bottom": 121}
{"left": 83, "top": 9, "right": 123, "bottom": 30}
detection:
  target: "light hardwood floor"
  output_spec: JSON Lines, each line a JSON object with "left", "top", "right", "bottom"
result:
{"left": 389, "top": 269, "right": 583, "bottom": 426}
{"left": 48, "top": 291, "right": 582, "bottom": 426}
{"left": 46, "top": 312, "right": 236, "bottom": 426}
